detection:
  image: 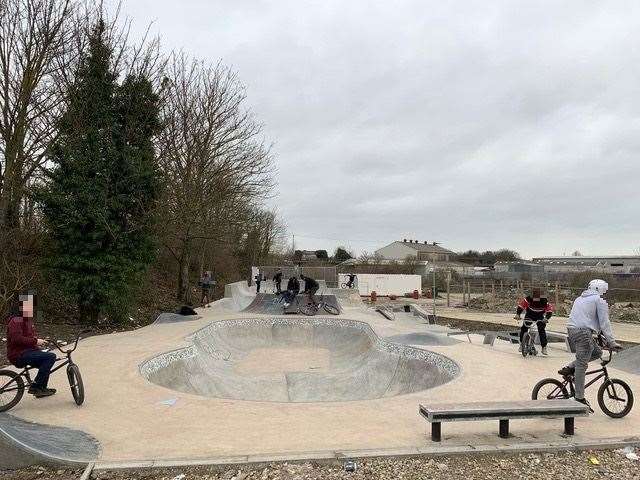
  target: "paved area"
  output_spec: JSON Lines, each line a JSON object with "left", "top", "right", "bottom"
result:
{"left": 1, "top": 294, "right": 639, "bottom": 466}
{"left": 436, "top": 308, "right": 640, "bottom": 343}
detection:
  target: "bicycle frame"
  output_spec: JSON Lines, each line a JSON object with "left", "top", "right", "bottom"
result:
{"left": 0, "top": 330, "right": 87, "bottom": 393}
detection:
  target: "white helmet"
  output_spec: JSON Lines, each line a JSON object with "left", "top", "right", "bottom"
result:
{"left": 588, "top": 279, "right": 608, "bottom": 295}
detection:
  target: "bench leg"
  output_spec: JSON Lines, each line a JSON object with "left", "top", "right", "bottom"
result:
{"left": 431, "top": 422, "right": 441, "bottom": 442}
{"left": 499, "top": 419, "right": 509, "bottom": 438}
{"left": 564, "top": 417, "right": 575, "bottom": 436}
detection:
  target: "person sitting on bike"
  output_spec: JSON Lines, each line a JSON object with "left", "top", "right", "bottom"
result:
{"left": 558, "top": 279, "right": 622, "bottom": 408}
{"left": 346, "top": 273, "right": 357, "bottom": 289}
{"left": 273, "top": 270, "right": 283, "bottom": 294}
{"left": 5, "top": 292, "right": 57, "bottom": 398}
{"left": 283, "top": 276, "right": 300, "bottom": 307}
{"left": 300, "top": 274, "right": 320, "bottom": 306}
{"left": 514, "top": 288, "right": 554, "bottom": 355}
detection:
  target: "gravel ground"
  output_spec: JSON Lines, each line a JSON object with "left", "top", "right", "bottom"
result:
{"left": 2, "top": 450, "right": 639, "bottom": 480}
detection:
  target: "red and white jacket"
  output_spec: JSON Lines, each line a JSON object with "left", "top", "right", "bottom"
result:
{"left": 516, "top": 296, "right": 554, "bottom": 322}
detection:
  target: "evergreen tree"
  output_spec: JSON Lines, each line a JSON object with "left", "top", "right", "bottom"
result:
{"left": 38, "top": 21, "right": 161, "bottom": 323}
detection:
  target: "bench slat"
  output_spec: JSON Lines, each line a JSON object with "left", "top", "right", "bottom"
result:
{"left": 419, "top": 400, "right": 588, "bottom": 422}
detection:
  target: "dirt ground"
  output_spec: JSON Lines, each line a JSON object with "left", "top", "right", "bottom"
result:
{"left": 468, "top": 293, "right": 640, "bottom": 325}
{"left": 2, "top": 450, "right": 639, "bottom": 480}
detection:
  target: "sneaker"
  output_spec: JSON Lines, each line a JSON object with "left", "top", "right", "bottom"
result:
{"left": 575, "top": 397, "right": 594, "bottom": 413}
{"left": 558, "top": 366, "right": 575, "bottom": 377}
{"left": 541, "top": 347, "right": 548, "bottom": 355}
{"left": 283, "top": 302, "right": 290, "bottom": 308}
{"left": 30, "top": 387, "right": 57, "bottom": 398}
{"left": 518, "top": 344, "right": 522, "bottom": 352}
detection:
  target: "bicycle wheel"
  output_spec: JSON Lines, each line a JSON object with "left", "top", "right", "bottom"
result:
{"left": 598, "top": 378, "right": 633, "bottom": 418}
{"left": 322, "top": 303, "right": 340, "bottom": 315}
{"left": 67, "top": 364, "right": 85, "bottom": 406}
{"left": 0, "top": 370, "right": 25, "bottom": 413}
{"left": 532, "top": 378, "right": 570, "bottom": 400}
{"left": 299, "top": 302, "right": 317, "bottom": 316}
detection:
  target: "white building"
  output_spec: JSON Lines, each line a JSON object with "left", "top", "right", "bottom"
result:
{"left": 375, "top": 239, "right": 455, "bottom": 262}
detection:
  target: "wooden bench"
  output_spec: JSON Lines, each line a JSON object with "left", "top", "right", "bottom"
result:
{"left": 419, "top": 400, "right": 589, "bottom": 442}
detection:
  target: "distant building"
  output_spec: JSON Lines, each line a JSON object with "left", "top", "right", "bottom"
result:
{"left": 375, "top": 239, "right": 455, "bottom": 262}
{"left": 494, "top": 261, "right": 544, "bottom": 279}
{"left": 532, "top": 256, "right": 640, "bottom": 274}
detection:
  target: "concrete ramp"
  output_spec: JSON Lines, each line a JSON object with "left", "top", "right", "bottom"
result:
{"left": 223, "top": 281, "right": 256, "bottom": 311}
{"left": 242, "top": 293, "right": 341, "bottom": 315}
{"left": 140, "top": 317, "right": 459, "bottom": 403}
{"left": 0, "top": 414, "right": 99, "bottom": 469}
{"left": 329, "top": 288, "right": 366, "bottom": 310}
{"left": 612, "top": 345, "right": 640, "bottom": 375}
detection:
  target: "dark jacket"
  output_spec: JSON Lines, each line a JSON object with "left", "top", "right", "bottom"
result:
{"left": 6, "top": 316, "right": 38, "bottom": 365}
{"left": 287, "top": 277, "right": 300, "bottom": 292}
{"left": 302, "top": 276, "right": 319, "bottom": 290}
{"left": 273, "top": 272, "right": 283, "bottom": 283}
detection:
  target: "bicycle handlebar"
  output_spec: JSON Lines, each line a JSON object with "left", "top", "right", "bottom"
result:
{"left": 47, "top": 329, "right": 91, "bottom": 355}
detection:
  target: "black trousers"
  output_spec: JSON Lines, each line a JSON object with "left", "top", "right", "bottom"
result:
{"left": 520, "top": 320, "right": 548, "bottom": 348}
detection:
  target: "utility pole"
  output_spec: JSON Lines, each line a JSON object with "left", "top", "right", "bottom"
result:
{"left": 432, "top": 268, "right": 437, "bottom": 319}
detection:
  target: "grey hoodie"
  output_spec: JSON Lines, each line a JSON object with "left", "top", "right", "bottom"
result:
{"left": 567, "top": 289, "right": 615, "bottom": 343}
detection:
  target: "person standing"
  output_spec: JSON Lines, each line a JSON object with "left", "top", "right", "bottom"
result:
{"left": 558, "top": 279, "right": 622, "bottom": 408}
{"left": 514, "top": 288, "right": 554, "bottom": 355}
{"left": 199, "top": 271, "right": 214, "bottom": 307}
{"left": 255, "top": 271, "right": 262, "bottom": 293}
{"left": 6, "top": 292, "right": 57, "bottom": 398}
{"left": 273, "top": 269, "right": 283, "bottom": 294}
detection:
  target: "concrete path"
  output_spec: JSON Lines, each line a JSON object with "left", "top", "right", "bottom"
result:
{"left": 2, "top": 305, "right": 639, "bottom": 466}
{"left": 437, "top": 308, "right": 640, "bottom": 343}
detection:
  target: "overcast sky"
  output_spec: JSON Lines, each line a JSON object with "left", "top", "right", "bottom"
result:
{"left": 108, "top": 0, "right": 640, "bottom": 259}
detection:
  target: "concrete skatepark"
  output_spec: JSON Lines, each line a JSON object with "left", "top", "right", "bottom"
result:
{"left": 2, "top": 280, "right": 640, "bottom": 469}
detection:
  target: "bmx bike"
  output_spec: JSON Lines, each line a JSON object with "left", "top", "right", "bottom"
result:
{"left": 299, "top": 293, "right": 340, "bottom": 316}
{"left": 519, "top": 318, "right": 546, "bottom": 357}
{"left": 531, "top": 335, "right": 633, "bottom": 418}
{"left": 0, "top": 330, "right": 89, "bottom": 412}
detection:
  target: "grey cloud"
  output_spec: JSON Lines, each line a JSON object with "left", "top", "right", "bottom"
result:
{"left": 111, "top": 0, "right": 640, "bottom": 257}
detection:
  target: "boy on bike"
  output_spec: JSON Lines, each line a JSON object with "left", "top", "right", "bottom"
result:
{"left": 514, "top": 288, "right": 554, "bottom": 355}
{"left": 273, "top": 270, "right": 283, "bottom": 294}
{"left": 283, "top": 276, "right": 300, "bottom": 307}
{"left": 6, "top": 292, "right": 57, "bottom": 398}
{"left": 558, "top": 279, "right": 621, "bottom": 407}
{"left": 300, "top": 274, "right": 320, "bottom": 306}
{"left": 346, "top": 273, "right": 357, "bottom": 289}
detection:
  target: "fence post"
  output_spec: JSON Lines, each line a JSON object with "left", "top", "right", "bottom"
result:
{"left": 462, "top": 281, "right": 466, "bottom": 305}
{"left": 492, "top": 280, "right": 495, "bottom": 296}
{"left": 446, "top": 271, "right": 451, "bottom": 307}
{"left": 555, "top": 280, "right": 560, "bottom": 308}
{"left": 482, "top": 280, "right": 486, "bottom": 295}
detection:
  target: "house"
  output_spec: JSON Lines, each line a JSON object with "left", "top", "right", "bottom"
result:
{"left": 375, "top": 239, "right": 455, "bottom": 262}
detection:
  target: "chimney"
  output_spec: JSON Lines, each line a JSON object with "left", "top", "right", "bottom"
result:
{"left": 403, "top": 238, "right": 407, "bottom": 243}
{"left": 424, "top": 241, "right": 427, "bottom": 244}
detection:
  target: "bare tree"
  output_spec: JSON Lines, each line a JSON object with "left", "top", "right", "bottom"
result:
{"left": 0, "top": 0, "right": 76, "bottom": 229}
{"left": 157, "top": 54, "right": 275, "bottom": 302}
